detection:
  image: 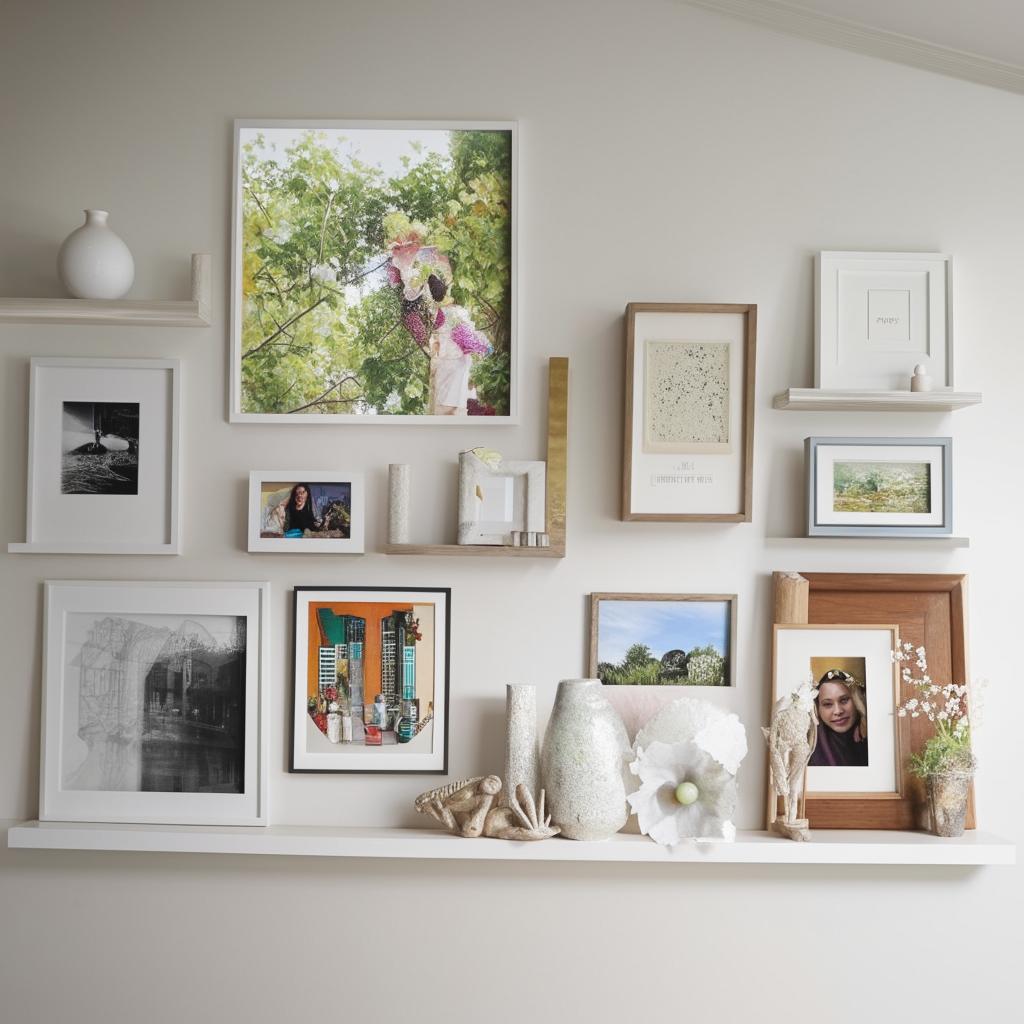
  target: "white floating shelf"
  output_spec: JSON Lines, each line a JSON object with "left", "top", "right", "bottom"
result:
{"left": 6, "top": 821, "right": 1014, "bottom": 866}
{"left": 774, "top": 388, "right": 982, "bottom": 412}
{"left": 0, "top": 254, "right": 211, "bottom": 327}
{"left": 766, "top": 536, "right": 970, "bottom": 548}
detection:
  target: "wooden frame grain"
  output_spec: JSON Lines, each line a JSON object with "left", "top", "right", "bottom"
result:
{"left": 770, "top": 571, "right": 973, "bottom": 830}
{"left": 589, "top": 592, "right": 737, "bottom": 687}
{"left": 622, "top": 303, "right": 756, "bottom": 522}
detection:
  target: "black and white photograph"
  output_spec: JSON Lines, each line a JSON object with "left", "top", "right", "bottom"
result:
{"left": 63, "top": 612, "right": 247, "bottom": 794}
{"left": 61, "top": 400, "right": 140, "bottom": 495}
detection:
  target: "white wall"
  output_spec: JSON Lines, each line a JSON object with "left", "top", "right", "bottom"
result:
{"left": 1, "top": 1, "right": 1020, "bottom": 1021}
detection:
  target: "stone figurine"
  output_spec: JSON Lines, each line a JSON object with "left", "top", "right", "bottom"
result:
{"left": 415, "top": 775, "right": 559, "bottom": 841}
{"left": 762, "top": 682, "right": 818, "bottom": 842}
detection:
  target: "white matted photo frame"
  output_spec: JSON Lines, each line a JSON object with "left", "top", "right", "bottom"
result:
{"left": 806, "top": 437, "right": 953, "bottom": 537}
{"left": 622, "top": 303, "right": 756, "bottom": 522}
{"left": 41, "top": 580, "right": 270, "bottom": 826}
{"left": 457, "top": 450, "right": 545, "bottom": 545}
{"left": 291, "top": 586, "right": 450, "bottom": 773}
{"left": 771, "top": 623, "right": 904, "bottom": 814}
{"left": 231, "top": 119, "right": 518, "bottom": 425}
{"left": 816, "top": 251, "right": 953, "bottom": 390}
{"left": 248, "top": 471, "right": 365, "bottom": 553}
{"left": 8, "top": 357, "right": 180, "bottom": 555}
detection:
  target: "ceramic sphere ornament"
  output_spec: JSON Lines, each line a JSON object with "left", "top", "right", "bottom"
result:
{"left": 57, "top": 209, "right": 135, "bottom": 299}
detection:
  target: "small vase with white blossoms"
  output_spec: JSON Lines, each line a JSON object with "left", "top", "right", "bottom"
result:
{"left": 894, "top": 642, "right": 976, "bottom": 838}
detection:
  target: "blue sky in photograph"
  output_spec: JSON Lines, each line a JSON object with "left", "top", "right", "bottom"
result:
{"left": 597, "top": 600, "right": 729, "bottom": 664}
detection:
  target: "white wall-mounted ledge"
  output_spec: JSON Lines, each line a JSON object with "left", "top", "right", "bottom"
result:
{"left": 774, "top": 388, "right": 982, "bottom": 412}
{"left": 766, "top": 536, "right": 970, "bottom": 548}
{"left": 0, "top": 254, "right": 211, "bottom": 327}
{"left": 7, "top": 821, "right": 1015, "bottom": 866}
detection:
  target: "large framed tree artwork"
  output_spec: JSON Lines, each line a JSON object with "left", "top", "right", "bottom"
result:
{"left": 231, "top": 120, "right": 517, "bottom": 423}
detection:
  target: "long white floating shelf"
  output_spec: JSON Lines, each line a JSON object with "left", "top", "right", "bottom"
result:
{"left": 6, "top": 821, "right": 1014, "bottom": 865}
{"left": 774, "top": 388, "right": 982, "bottom": 412}
{"left": 0, "top": 254, "right": 211, "bottom": 326}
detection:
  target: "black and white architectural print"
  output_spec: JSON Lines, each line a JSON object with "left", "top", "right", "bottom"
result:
{"left": 61, "top": 401, "right": 140, "bottom": 495}
{"left": 63, "top": 612, "right": 247, "bottom": 793}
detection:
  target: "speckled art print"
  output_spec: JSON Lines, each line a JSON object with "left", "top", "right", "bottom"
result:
{"left": 642, "top": 340, "right": 732, "bottom": 454}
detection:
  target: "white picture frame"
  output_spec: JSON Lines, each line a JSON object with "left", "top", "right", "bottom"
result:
{"left": 230, "top": 119, "right": 518, "bottom": 425}
{"left": 772, "top": 624, "right": 902, "bottom": 798}
{"left": 8, "top": 357, "right": 181, "bottom": 555}
{"left": 806, "top": 437, "right": 953, "bottom": 537}
{"left": 247, "top": 471, "right": 365, "bottom": 553}
{"left": 457, "top": 451, "right": 545, "bottom": 545}
{"left": 41, "top": 580, "right": 270, "bottom": 826}
{"left": 815, "top": 251, "right": 953, "bottom": 390}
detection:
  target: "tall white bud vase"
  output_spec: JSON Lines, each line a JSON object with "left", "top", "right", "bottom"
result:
{"left": 57, "top": 209, "right": 135, "bottom": 299}
{"left": 541, "top": 679, "right": 631, "bottom": 841}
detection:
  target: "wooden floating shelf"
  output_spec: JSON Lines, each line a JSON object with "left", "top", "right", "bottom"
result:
{"left": 0, "top": 253, "right": 211, "bottom": 326}
{"left": 6, "top": 821, "right": 1014, "bottom": 865}
{"left": 773, "top": 388, "right": 982, "bottom": 412}
{"left": 385, "top": 356, "right": 568, "bottom": 558}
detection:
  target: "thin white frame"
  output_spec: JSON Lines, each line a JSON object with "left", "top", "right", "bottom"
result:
{"left": 41, "top": 580, "right": 270, "bottom": 826}
{"left": 230, "top": 119, "right": 519, "bottom": 425}
{"left": 457, "top": 452, "right": 545, "bottom": 545}
{"left": 248, "top": 471, "right": 365, "bottom": 553}
{"left": 806, "top": 437, "right": 953, "bottom": 537}
{"left": 815, "top": 251, "right": 953, "bottom": 390}
{"left": 8, "top": 357, "right": 181, "bottom": 555}
{"left": 291, "top": 586, "right": 450, "bottom": 774}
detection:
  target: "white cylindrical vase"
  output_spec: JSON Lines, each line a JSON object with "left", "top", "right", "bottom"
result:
{"left": 57, "top": 209, "right": 135, "bottom": 299}
{"left": 388, "top": 464, "right": 410, "bottom": 544}
{"left": 504, "top": 684, "right": 539, "bottom": 806}
{"left": 541, "top": 678, "right": 631, "bottom": 841}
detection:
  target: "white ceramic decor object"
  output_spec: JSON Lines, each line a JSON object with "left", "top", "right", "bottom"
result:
{"left": 57, "top": 209, "right": 135, "bottom": 299}
{"left": 503, "top": 684, "right": 539, "bottom": 807}
{"left": 541, "top": 679, "right": 631, "bottom": 841}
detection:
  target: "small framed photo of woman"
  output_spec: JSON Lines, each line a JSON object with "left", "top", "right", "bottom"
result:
{"left": 248, "top": 471, "right": 365, "bottom": 553}
{"left": 771, "top": 623, "right": 905, "bottom": 811}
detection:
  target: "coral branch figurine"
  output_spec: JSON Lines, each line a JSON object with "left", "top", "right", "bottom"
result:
{"left": 763, "top": 680, "right": 818, "bottom": 841}
{"left": 415, "top": 776, "right": 559, "bottom": 841}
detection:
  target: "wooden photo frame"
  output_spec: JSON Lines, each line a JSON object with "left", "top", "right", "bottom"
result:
{"left": 622, "top": 303, "right": 756, "bottom": 522}
{"left": 589, "top": 593, "right": 736, "bottom": 687}
{"left": 770, "top": 571, "right": 972, "bottom": 830}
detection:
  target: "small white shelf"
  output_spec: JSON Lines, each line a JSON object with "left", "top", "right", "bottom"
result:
{"left": 6, "top": 821, "right": 1014, "bottom": 865}
{"left": 0, "top": 254, "right": 211, "bottom": 327}
{"left": 766, "top": 536, "right": 970, "bottom": 548}
{"left": 774, "top": 388, "right": 982, "bottom": 412}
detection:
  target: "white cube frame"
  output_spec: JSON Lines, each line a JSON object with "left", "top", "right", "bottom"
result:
{"left": 815, "top": 252, "right": 953, "bottom": 390}
{"left": 457, "top": 451, "right": 545, "bottom": 545}
{"left": 8, "top": 357, "right": 181, "bottom": 555}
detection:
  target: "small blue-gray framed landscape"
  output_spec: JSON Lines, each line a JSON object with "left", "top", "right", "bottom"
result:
{"left": 806, "top": 436, "right": 953, "bottom": 538}
{"left": 589, "top": 593, "right": 736, "bottom": 687}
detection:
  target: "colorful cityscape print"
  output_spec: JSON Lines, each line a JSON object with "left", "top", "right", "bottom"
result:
{"left": 306, "top": 601, "right": 435, "bottom": 749}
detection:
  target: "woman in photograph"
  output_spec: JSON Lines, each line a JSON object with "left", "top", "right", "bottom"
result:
{"left": 280, "top": 483, "right": 319, "bottom": 536}
{"left": 809, "top": 668, "right": 869, "bottom": 767}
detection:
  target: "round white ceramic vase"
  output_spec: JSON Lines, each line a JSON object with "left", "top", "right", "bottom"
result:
{"left": 541, "top": 678, "right": 631, "bottom": 841}
{"left": 57, "top": 209, "right": 134, "bottom": 299}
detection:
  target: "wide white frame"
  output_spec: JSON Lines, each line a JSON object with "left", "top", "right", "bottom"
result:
{"left": 41, "top": 580, "right": 270, "bottom": 826}
{"left": 230, "top": 118, "right": 519, "bottom": 425}
{"left": 773, "top": 624, "right": 901, "bottom": 796}
{"left": 816, "top": 251, "right": 953, "bottom": 390}
{"left": 8, "top": 357, "right": 181, "bottom": 555}
{"left": 248, "top": 471, "right": 365, "bottom": 553}
{"left": 808, "top": 437, "right": 952, "bottom": 536}
{"left": 457, "top": 452, "right": 545, "bottom": 545}
{"left": 292, "top": 587, "right": 449, "bottom": 773}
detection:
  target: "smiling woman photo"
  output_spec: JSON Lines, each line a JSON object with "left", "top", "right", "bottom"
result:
{"left": 809, "top": 668, "right": 869, "bottom": 767}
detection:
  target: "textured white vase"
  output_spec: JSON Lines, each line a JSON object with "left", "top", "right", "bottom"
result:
{"left": 541, "top": 679, "right": 631, "bottom": 841}
{"left": 57, "top": 209, "right": 134, "bottom": 299}
{"left": 503, "top": 684, "right": 539, "bottom": 806}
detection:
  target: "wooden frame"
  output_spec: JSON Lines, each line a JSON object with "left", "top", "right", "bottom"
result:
{"left": 622, "top": 303, "right": 756, "bottom": 522}
{"left": 589, "top": 592, "right": 737, "bottom": 687}
{"left": 770, "top": 571, "right": 973, "bottom": 830}
{"left": 290, "top": 586, "right": 451, "bottom": 774}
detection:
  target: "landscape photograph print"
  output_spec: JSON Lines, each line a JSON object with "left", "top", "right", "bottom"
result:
{"left": 832, "top": 460, "right": 930, "bottom": 514}
{"left": 233, "top": 121, "right": 514, "bottom": 421}
{"left": 590, "top": 594, "right": 735, "bottom": 687}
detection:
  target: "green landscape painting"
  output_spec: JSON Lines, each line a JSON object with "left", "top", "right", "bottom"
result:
{"left": 832, "top": 460, "right": 931, "bottom": 514}
{"left": 235, "top": 124, "right": 512, "bottom": 418}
